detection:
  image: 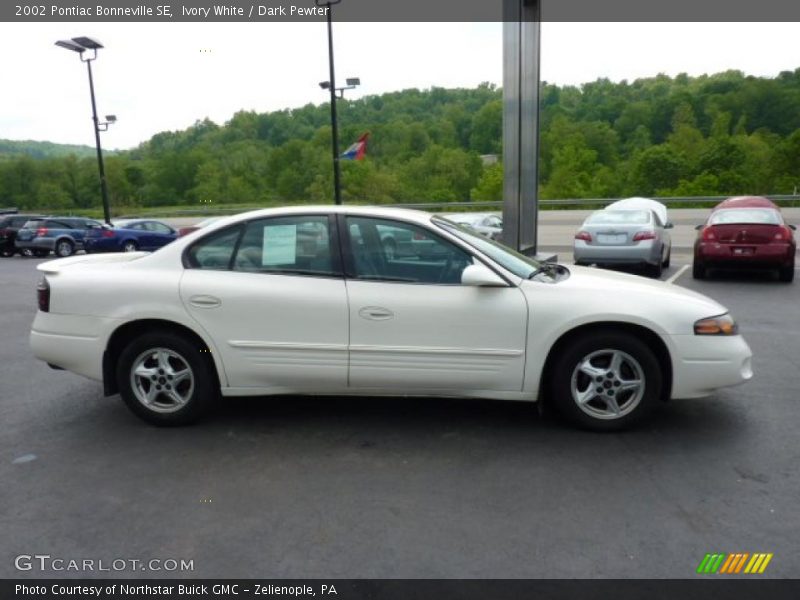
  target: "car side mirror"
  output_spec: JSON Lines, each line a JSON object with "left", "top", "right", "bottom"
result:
{"left": 694, "top": 224, "right": 703, "bottom": 231}
{"left": 664, "top": 222, "right": 674, "bottom": 229}
{"left": 790, "top": 224, "right": 797, "bottom": 231}
{"left": 461, "top": 264, "right": 506, "bottom": 287}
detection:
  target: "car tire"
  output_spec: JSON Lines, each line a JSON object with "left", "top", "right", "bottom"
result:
{"left": 662, "top": 246, "right": 671, "bottom": 268}
{"left": 692, "top": 261, "right": 706, "bottom": 280}
{"left": 548, "top": 331, "right": 662, "bottom": 431}
{"left": 646, "top": 262, "right": 663, "bottom": 279}
{"left": 116, "top": 331, "right": 217, "bottom": 426}
{"left": 55, "top": 239, "right": 75, "bottom": 257}
{"left": 0, "top": 247, "right": 13, "bottom": 257}
{"left": 122, "top": 240, "right": 138, "bottom": 252}
{"left": 778, "top": 264, "right": 795, "bottom": 283}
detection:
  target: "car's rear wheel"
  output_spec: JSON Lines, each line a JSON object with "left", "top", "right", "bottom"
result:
{"left": 778, "top": 263, "right": 795, "bottom": 283}
{"left": 645, "top": 261, "right": 663, "bottom": 278}
{"left": 662, "top": 246, "right": 671, "bottom": 268}
{"left": 692, "top": 261, "right": 706, "bottom": 279}
{"left": 55, "top": 239, "right": 74, "bottom": 257}
{"left": 548, "top": 331, "right": 662, "bottom": 431}
{"left": 122, "top": 240, "right": 138, "bottom": 252}
{"left": 0, "top": 247, "right": 13, "bottom": 257}
{"left": 116, "top": 332, "right": 217, "bottom": 426}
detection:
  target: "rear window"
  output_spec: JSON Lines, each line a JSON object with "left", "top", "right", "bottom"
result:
{"left": 586, "top": 210, "right": 651, "bottom": 225}
{"left": 709, "top": 209, "right": 781, "bottom": 226}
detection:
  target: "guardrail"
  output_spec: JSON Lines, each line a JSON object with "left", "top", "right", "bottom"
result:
{"left": 113, "top": 194, "right": 800, "bottom": 218}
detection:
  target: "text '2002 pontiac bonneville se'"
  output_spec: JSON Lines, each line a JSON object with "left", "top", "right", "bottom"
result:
{"left": 30, "top": 206, "right": 753, "bottom": 431}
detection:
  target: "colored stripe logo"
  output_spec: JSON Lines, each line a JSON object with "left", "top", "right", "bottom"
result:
{"left": 697, "top": 553, "right": 773, "bottom": 574}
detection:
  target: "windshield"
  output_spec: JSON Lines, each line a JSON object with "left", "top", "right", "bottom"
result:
{"left": 586, "top": 210, "right": 651, "bottom": 225}
{"left": 434, "top": 217, "right": 540, "bottom": 279}
{"left": 709, "top": 208, "right": 781, "bottom": 226}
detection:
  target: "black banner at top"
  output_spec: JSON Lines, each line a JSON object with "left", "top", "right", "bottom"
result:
{"left": 4, "top": 0, "right": 800, "bottom": 22}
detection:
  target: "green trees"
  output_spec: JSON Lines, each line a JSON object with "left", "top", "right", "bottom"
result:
{"left": 2, "top": 69, "right": 800, "bottom": 213}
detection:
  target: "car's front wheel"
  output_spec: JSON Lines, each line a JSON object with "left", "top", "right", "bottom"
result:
{"left": 548, "top": 331, "right": 662, "bottom": 431}
{"left": 122, "top": 240, "right": 138, "bottom": 252}
{"left": 116, "top": 332, "right": 217, "bottom": 426}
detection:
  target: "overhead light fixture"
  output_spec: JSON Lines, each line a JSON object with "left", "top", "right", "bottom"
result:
{"left": 71, "top": 37, "right": 103, "bottom": 50}
{"left": 55, "top": 40, "right": 85, "bottom": 53}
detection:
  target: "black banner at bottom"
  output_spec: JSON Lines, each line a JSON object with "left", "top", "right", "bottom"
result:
{"left": 4, "top": 579, "right": 800, "bottom": 600}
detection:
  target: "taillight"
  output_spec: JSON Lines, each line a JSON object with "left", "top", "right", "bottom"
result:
{"left": 574, "top": 231, "right": 592, "bottom": 242}
{"left": 102, "top": 229, "right": 115, "bottom": 238}
{"left": 774, "top": 227, "right": 793, "bottom": 242}
{"left": 632, "top": 230, "right": 656, "bottom": 242}
{"left": 37, "top": 277, "right": 50, "bottom": 312}
{"left": 701, "top": 227, "right": 716, "bottom": 241}
{"left": 36, "top": 227, "right": 48, "bottom": 237}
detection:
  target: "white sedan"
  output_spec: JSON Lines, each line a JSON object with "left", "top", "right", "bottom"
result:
{"left": 30, "top": 206, "right": 753, "bottom": 431}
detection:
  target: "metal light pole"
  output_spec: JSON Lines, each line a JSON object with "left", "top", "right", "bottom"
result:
{"left": 55, "top": 37, "right": 114, "bottom": 225}
{"left": 316, "top": 0, "right": 343, "bottom": 205}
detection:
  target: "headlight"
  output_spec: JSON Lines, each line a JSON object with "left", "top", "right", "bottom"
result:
{"left": 694, "top": 313, "right": 738, "bottom": 335}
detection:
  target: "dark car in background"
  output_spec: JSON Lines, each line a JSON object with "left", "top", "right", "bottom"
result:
{"left": 693, "top": 196, "right": 796, "bottom": 282}
{"left": 15, "top": 217, "right": 103, "bottom": 258}
{"left": 0, "top": 214, "right": 46, "bottom": 257}
{"left": 84, "top": 219, "right": 177, "bottom": 253}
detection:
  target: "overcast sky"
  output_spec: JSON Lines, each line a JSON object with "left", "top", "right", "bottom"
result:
{"left": 1, "top": 22, "right": 799, "bottom": 150}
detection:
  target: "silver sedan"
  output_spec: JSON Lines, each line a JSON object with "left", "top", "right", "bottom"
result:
{"left": 573, "top": 209, "right": 673, "bottom": 278}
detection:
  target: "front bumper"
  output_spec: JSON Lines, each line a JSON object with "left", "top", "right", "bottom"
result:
{"left": 668, "top": 333, "right": 753, "bottom": 399}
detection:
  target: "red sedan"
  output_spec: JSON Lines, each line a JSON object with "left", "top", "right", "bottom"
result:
{"left": 693, "top": 196, "right": 796, "bottom": 282}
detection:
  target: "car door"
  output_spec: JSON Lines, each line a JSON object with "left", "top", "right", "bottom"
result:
{"left": 342, "top": 215, "right": 528, "bottom": 393}
{"left": 180, "top": 214, "right": 349, "bottom": 391}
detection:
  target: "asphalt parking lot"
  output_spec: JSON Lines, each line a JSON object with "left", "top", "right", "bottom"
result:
{"left": 1, "top": 237, "right": 799, "bottom": 579}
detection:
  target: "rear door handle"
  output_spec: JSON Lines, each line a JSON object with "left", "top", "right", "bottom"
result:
{"left": 359, "top": 306, "right": 394, "bottom": 321}
{"left": 189, "top": 295, "right": 222, "bottom": 309}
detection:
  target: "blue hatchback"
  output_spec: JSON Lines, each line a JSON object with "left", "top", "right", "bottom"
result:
{"left": 84, "top": 219, "right": 178, "bottom": 253}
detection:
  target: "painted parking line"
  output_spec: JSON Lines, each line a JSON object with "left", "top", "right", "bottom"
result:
{"left": 666, "top": 264, "right": 689, "bottom": 284}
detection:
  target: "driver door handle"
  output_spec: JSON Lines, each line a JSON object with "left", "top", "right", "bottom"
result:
{"left": 359, "top": 306, "right": 394, "bottom": 321}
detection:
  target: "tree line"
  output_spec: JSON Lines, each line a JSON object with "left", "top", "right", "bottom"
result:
{"left": 2, "top": 68, "right": 800, "bottom": 214}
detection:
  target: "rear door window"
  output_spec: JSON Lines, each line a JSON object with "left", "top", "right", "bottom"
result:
{"left": 233, "top": 215, "right": 337, "bottom": 277}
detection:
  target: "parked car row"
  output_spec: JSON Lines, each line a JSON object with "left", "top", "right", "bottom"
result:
{"left": 0, "top": 215, "right": 179, "bottom": 258}
{"left": 572, "top": 195, "right": 795, "bottom": 282}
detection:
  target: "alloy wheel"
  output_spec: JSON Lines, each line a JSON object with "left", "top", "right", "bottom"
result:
{"left": 570, "top": 349, "right": 645, "bottom": 420}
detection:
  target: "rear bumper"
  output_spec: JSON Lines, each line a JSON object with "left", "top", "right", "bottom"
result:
{"left": 16, "top": 239, "right": 55, "bottom": 251}
{"left": 696, "top": 242, "right": 795, "bottom": 267}
{"left": 668, "top": 334, "right": 753, "bottom": 399}
{"left": 574, "top": 240, "right": 661, "bottom": 265}
{"left": 30, "top": 312, "right": 118, "bottom": 382}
